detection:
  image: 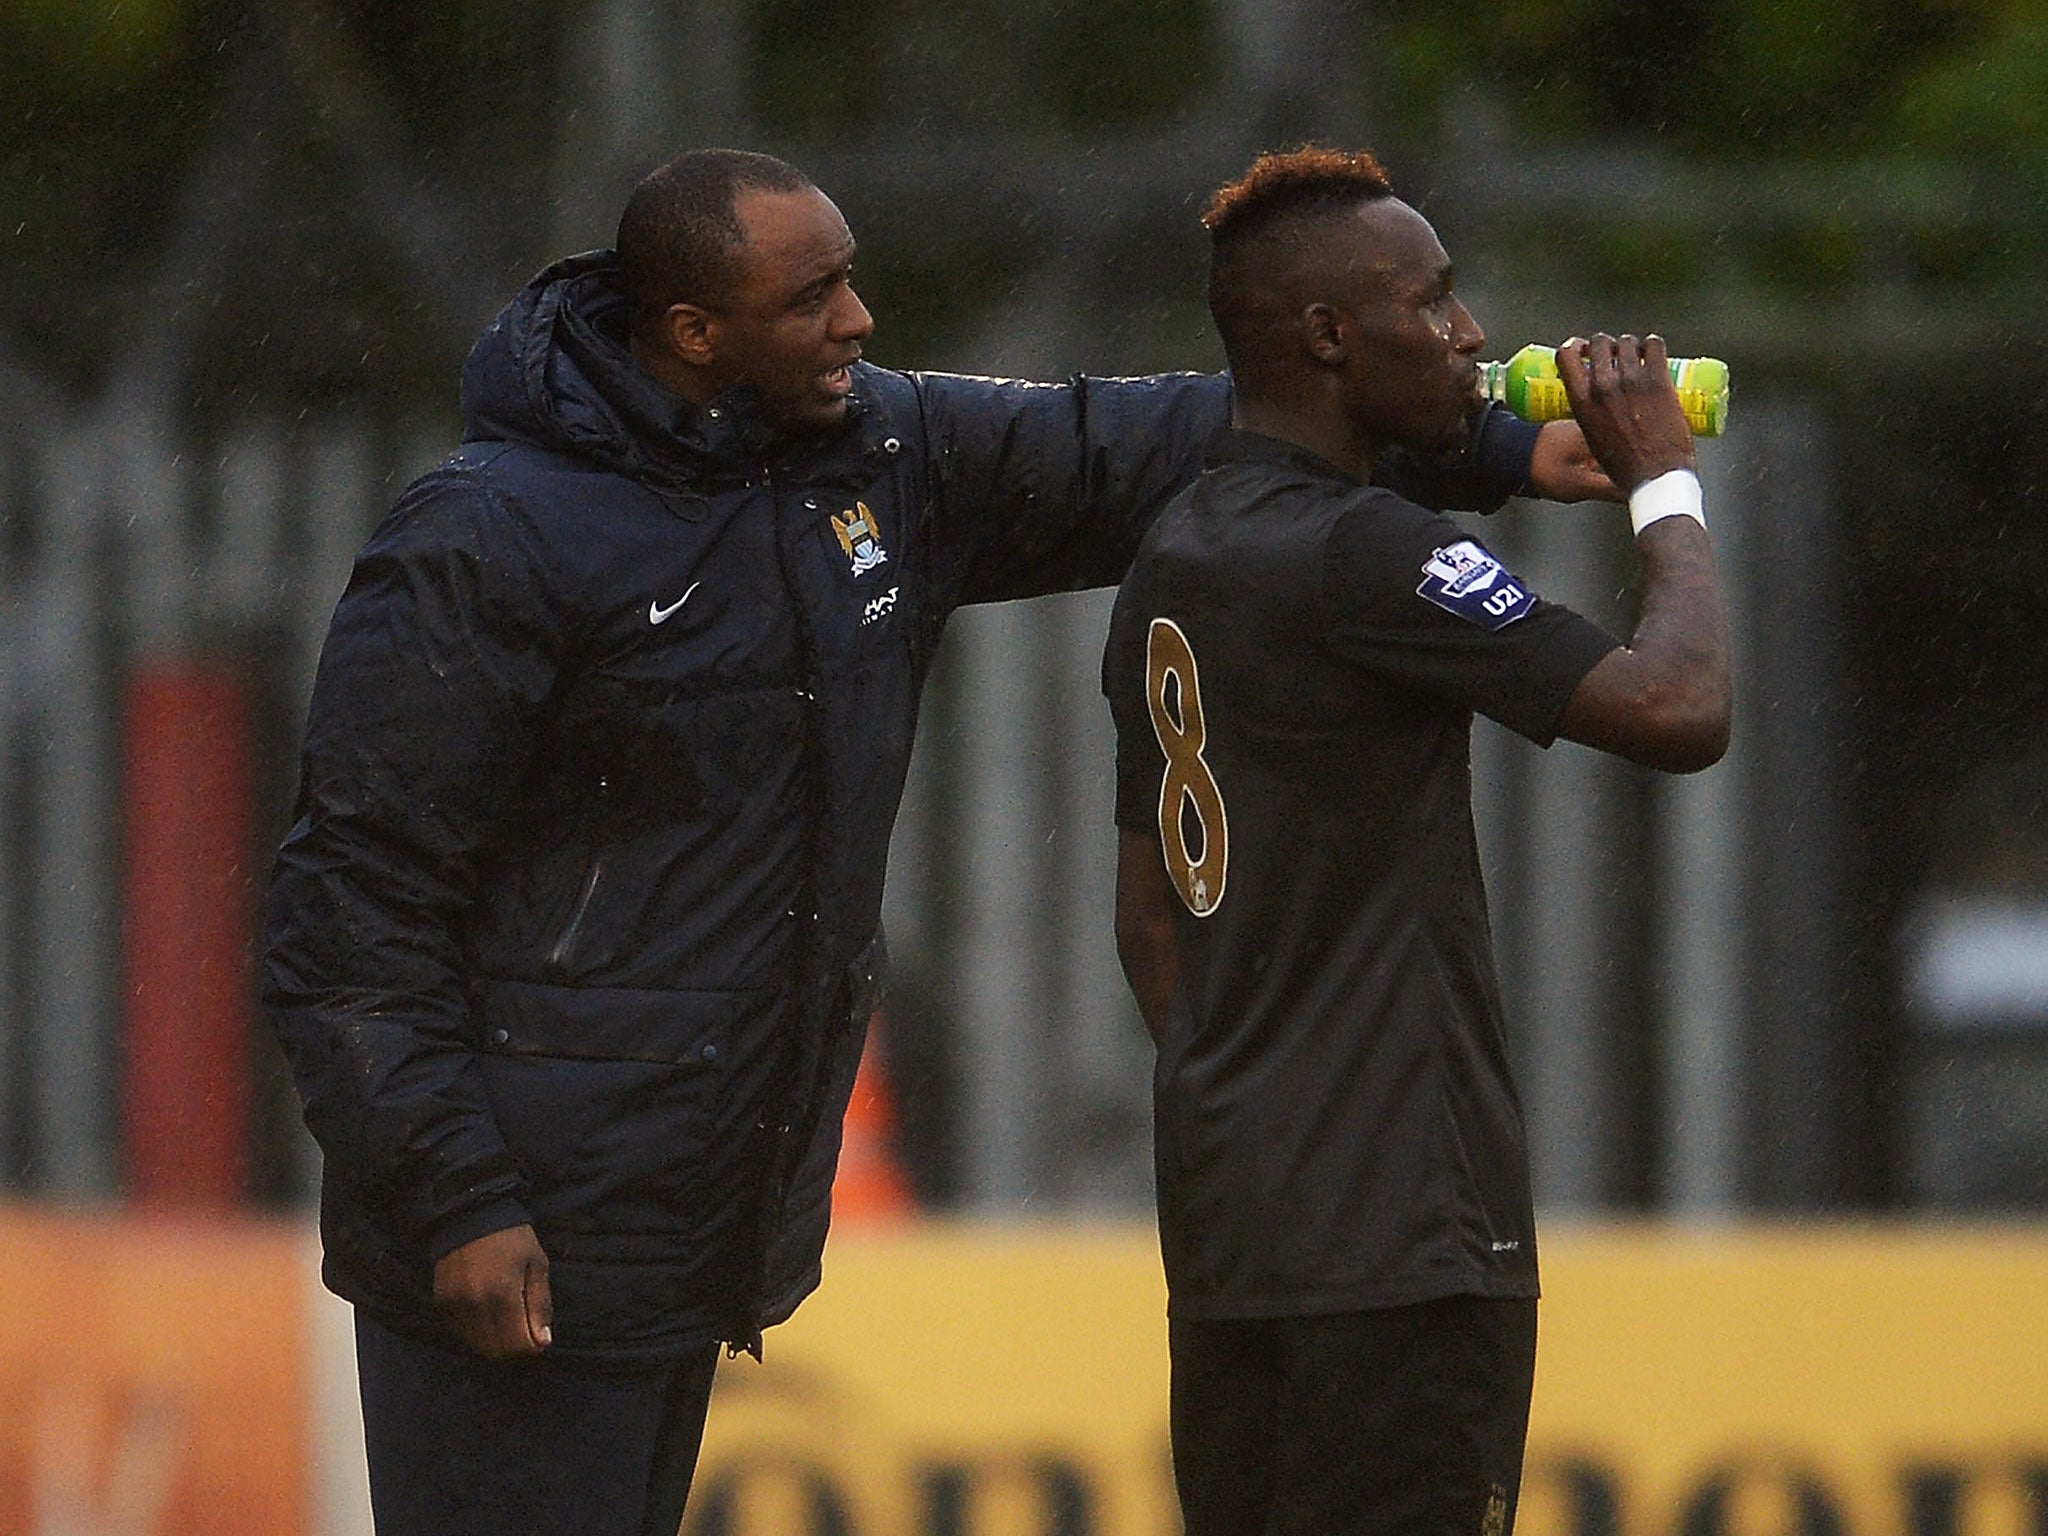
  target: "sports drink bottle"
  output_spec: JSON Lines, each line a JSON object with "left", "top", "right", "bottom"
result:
{"left": 1478, "top": 343, "right": 1730, "bottom": 437}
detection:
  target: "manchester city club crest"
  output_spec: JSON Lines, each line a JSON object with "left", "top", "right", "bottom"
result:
{"left": 830, "top": 501, "right": 890, "bottom": 577}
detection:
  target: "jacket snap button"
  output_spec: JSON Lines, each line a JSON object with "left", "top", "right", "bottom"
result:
{"left": 883, "top": 437, "right": 901, "bottom": 454}
{"left": 492, "top": 1028, "right": 510, "bottom": 1045}
{"left": 803, "top": 497, "right": 818, "bottom": 510}
{"left": 700, "top": 1043, "right": 719, "bottom": 1062}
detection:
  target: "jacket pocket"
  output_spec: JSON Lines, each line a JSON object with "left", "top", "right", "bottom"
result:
{"left": 474, "top": 979, "right": 748, "bottom": 1242}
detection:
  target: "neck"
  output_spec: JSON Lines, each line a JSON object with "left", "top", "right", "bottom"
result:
{"left": 1231, "top": 394, "right": 1381, "bottom": 483}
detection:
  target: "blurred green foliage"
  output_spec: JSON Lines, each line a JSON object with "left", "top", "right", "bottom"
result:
{"left": 1380, "top": 0, "right": 2048, "bottom": 379}
{"left": 9, "top": 0, "right": 2048, "bottom": 403}
{"left": 0, "top": 0, "right": 192, "bottom": 106}
{"left": 751, "top": 0, "right": 885, "bottom": 130}
{"left": 1379, "top": 0, "right": 2019, "bottom": 163}
{"left": 1895, "top": 3, "right": 2048, "bottom": 158}
{"left": 0, "top": 0, "right": 228, "bottom": 379}
{"left": 1042, "top": 0, "right": 1215, "bottom": 127}
{"left": 749, "top": 0, "right": 1215, "bottom": 133}
{"left": 0, "top": 0, "right": 568, "bottom": 398}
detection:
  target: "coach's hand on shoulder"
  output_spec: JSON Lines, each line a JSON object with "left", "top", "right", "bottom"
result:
{"left": 434, "top": 1223, "right": 554, "bottom": 1360}
{"left": 1526, "top": 420, "right": 1619, "bottom": 503}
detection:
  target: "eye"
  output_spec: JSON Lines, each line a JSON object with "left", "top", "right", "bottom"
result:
{"left": 795, "top": 268, "right": 853, "bottom": 314}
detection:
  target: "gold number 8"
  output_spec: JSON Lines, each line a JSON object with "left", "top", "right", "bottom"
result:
{"left": 1146, "top": 618, "right": 1228, "bottom": 917}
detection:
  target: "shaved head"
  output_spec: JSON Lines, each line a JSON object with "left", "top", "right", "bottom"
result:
{"left": 616, "top": 148, "right": 815, "bottom": 334}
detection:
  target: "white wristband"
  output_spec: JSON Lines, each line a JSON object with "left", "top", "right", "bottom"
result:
{"left": 1628, "top": 468, "right": 1705, "bottom": 536}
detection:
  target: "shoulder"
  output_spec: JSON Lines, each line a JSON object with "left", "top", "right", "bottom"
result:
{"left": 367, "top": 441, "right": 658, "bottom": 616}
{"left": 848, "top": 361, "right": 923, "bottom": 436}
{"left": 1323, "top": 486, "right": 1479, "bottom": 579}
{"left": 1324, "top": 489, "right": 1544, "bottom": 636}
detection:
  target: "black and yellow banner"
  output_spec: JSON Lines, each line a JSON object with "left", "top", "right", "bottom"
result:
{"left": 694, "top": 1223, "right": 2048, "bottom": 1536}
{"left": 0, "top": 1211, "right": 2042, "bottom": 1534}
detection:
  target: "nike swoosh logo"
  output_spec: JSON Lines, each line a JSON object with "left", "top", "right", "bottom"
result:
{"left": 648, "top": 582, "right": 701, "bottom": 624}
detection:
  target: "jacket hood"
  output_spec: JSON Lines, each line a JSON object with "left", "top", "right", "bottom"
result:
{"left": 461, "top": 250, "right": 760, "bottom": 485}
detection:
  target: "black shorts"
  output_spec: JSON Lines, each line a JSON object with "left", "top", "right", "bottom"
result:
{"left": 1168, "top": 1294, "right": 1538, "bottom": 1536}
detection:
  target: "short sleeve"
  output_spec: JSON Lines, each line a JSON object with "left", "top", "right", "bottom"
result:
{"left": 1321, "top": 494, "right": 1619, "bottom": 745}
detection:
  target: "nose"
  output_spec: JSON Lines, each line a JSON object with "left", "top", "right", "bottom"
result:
{"left": 1450, "top": 297, "right": 1483, "bottom": 356}
{"left": 836, "top": 284, "right": 875, "bottom": 342}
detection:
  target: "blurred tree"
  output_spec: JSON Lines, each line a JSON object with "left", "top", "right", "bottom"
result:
{"left": 1895, "top": 2, "right": 2048, "bottom": 165}
{"left": 1368, "top": 0, "right": 2048, "bottom": 386}
{"left": 750, "top": 0, "right": 886, "bottom": 130}
{"left": 0, "top": 0, "right": 233, "bottom": 390}
{"left": 0, "top": 0, "right": 1237, "bottom": 409}
{"left": 1043, "top": 0, "right": 1217, "bottom": 127}
{"left": 0, "top": 0, "right": 574, "bottom": 406}
{"left": 1377, "top": 0, "right": 1992, "bottom": 160}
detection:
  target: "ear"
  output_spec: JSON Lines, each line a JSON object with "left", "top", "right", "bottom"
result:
{"left": 1301, "top": 302, "right": 1346, "bottom": 367}
{"left": 657, "top": 302, "right": 719, "bottom": 368}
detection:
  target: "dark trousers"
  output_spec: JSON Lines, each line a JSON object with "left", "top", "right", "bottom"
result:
{"left": 1168, "top": 1294, "right": 1538, "bottom": 1536}
{"left": 354, "top": 1310, "right": 721, "bottom": 1536}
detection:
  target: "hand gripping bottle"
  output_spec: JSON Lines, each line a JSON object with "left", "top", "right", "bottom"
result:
{"left": 1478, "top": 343, "right": 1731, "bottom": 436}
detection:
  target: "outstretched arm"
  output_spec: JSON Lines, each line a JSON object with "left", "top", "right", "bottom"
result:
{"left": 1551, "top": 334, "right": 1733, "bottom": 772}
{"left": 1114, "top": 829, "right": 1180, "bottom": 1047}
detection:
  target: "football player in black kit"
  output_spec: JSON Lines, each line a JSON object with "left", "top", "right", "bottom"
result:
{"left": 1102, "top": 147, "right": 1733, "bottom": 1536}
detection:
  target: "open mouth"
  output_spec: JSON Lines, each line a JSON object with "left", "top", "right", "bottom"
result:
{"left": 818, "top": 363, "right": 855, "bottom": 398}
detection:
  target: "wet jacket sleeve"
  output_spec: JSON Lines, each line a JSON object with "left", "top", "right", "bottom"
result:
{"left": 263, "top": 475, "right": 560, "bottom": 1262}
{"left": 911, "top": 370, "right": 1233, "bottom": 608}
{"left": 1372, "top": 404, "right": 1540, "bottom": 511}
{"left": 911, "top": 374, "right": 1535, "bottom": 612}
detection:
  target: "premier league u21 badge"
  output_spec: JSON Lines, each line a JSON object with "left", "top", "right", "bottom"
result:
{"left": 1416, "top": 539, "right": 1535, "bottom": 631}
{"left": 831, "top": 501, "right": 890, "bottom": 577}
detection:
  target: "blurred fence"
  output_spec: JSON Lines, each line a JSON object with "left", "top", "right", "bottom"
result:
{"left": 0, "top": 401, "right": 441, "bottom": 1200}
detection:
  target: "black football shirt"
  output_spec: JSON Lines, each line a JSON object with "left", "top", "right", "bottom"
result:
{"left": 1103, "top": 430, "right": 1619, "bottom": 1319}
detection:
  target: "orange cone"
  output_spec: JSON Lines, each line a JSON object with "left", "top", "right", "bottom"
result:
{"left": 834, "top": 1010, "right": 916, "bottom": 1223}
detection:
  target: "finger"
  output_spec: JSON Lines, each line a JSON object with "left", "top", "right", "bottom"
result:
{"left": 442, "top": 1296, "right": 502, "bottom": 1359}
{"left": 1638, "top": 331, "right": 1671, "bottom": 382}
{"left": 1583, "top": 332, "right": 1619, "bottom": 381}
{"left": 445, "top": 1274, "right": 539, "bottom": 1359}
{"left": 1556, "top": 337, "right": 1596, "bottom": 409}
{"left": 489, "top": 1297, "right": 542, "bottom": 1359}
{"left": 524, "top": 1254, "right": 554, "bottom": 1350}
{"left": 1614, "top": 333, "right": 1654, "bottom": 384}
{"left": 466, "top": 1290, "right": 524, "bottom": 1359}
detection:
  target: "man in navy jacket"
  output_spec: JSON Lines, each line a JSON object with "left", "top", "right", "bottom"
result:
{"left": 263, "top": 148, "right": 1611, "bottom": 1536}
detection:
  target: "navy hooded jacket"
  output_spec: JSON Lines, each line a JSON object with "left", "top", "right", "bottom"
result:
{"left": 262, "top": 251, "right": 1541, "bottom": 1362}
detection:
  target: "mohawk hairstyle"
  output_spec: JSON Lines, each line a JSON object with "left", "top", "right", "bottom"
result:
{"left": 1202, "top": 146, "right": 1398, "bottom": 377}
{"left": 617, "top": 148, "right": 814, "bottom": 331}
{"left": 1202, "top": 146, "right": 1394, "bottom": 243}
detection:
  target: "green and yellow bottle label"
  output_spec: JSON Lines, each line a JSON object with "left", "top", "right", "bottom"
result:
{"left": 1480, "top": 344, "right": 1730, "bottom": 436}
